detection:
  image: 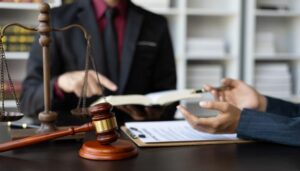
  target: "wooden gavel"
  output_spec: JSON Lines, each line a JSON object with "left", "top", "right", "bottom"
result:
{"left": 0, "top": 103, "right": 138, "bottom": 160}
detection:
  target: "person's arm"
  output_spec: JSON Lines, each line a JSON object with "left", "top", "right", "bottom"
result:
{"left": 265, "top": 96, "right": 300, "bottom": 117}
{"left": 237, "top": 108, "right": 300, "bottom": 146}
{"left": 178, "top": 101, "right": 300, "bottom": 146}
{"left": 21, "top": 35, "right": 117, "bottom": 118}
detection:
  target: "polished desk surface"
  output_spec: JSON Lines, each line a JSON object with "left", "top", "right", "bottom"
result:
{"left": 0, "top": 124, "right": 300, "bottom": 171}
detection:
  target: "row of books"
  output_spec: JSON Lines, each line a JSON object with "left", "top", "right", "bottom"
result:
{"left": 254, "top": 63, "right": 292, "bottom": 98}
{"left": 0, "top": 81, "right": 22, "bottom": 100}
{"left": 186, "top": 64, "right": 222, "bottom": 89}
{"left": 257, "top": 0, "right": 290, "bottom": 10}
{"left": 186, "top": 38, "right": 226, "bottom": 57}
{"left": 1, "top": 26, "right": 35, "bottom": 52}
{"left": 256, "top": 32, "right": 275, "bottom": 55}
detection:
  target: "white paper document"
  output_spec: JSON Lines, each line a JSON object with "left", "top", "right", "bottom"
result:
{"left": 125, "top": 120, "right": 238, "bottom": 143}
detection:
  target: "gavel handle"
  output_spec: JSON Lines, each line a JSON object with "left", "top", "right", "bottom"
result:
{"left": 0, "top": 122, "right": 94, "bottom": 152}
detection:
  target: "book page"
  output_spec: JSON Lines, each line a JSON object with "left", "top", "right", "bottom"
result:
{"left": 91, "top": 95, "right": 152, "bottom": 106}
{"left": 145, "top": 89, "right": 201, "bottom": 105}
{"left": 125, "top": 120, "right": 238, "bottom": 143}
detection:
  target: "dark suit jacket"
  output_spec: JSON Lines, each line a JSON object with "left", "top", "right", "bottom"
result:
{"left": 237, "top": 96, "right": 300, "bottom": 146}
{"left": 20, "top": 0, "right": 177, "bottom": 125}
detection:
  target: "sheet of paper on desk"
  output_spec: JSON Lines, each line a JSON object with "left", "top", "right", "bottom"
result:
{"left": 125, "top": 120, "right": 238, "bottom": 143}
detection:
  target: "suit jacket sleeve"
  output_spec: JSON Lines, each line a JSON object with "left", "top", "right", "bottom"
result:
{"left": 237, "top": 97, "right": 300, "bottom": 146}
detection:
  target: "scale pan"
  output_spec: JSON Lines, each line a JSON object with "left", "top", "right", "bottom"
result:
{"left": 0, "top": 111, "right": 24, "bottom": 122}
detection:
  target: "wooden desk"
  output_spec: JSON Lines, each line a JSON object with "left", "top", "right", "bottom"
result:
{"left": 0, "top": 124, "right": 300, "bottom": 171}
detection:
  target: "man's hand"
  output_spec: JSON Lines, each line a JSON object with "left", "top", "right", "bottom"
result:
{"left": 177, "top": 101, "right": 241, "bottom": 134}
{"left": 117, "top": 105, "right": 168, "bottom": 121}
{"left": 57, "top": 70, "right": 117, "bottom": 97}
{"left": 204, "top": 78, "right": 267, "bottom": 112}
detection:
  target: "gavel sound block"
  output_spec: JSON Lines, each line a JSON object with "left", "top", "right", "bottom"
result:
{"left": 0, "top": 103, "right": 138, "bottom": 160}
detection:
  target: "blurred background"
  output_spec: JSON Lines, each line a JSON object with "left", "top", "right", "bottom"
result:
{"left": 1, "top": 0, "right": 299, "bottom": 118}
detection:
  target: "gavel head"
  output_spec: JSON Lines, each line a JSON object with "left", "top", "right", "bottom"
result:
{"left": 89, "top": 103, "right": 119, "bottom": 145}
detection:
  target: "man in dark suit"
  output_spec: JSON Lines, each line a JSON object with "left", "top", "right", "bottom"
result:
{"left": 20, "top": 0, "right": 177, "bottom": 125}
{"left": 177, "top": 78, "right": 300, "bottom": 146}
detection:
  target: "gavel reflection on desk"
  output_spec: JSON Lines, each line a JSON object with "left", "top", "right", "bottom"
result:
{"left": 0, "top": 103, "right": 138, "bottom": 160}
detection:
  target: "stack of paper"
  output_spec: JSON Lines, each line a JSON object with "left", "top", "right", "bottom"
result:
{"left": 255, "top": 63, "right": 292, "bottom": 98}
{"left": 186, "top": 38, "right": 225, "bottom": 57}
{"left": 186, "top": 64, "right": 222, "bottom": 89}
{"left": 131, "top": 0, "right": 170, "bottom": 9}
{"left": 125, "top": 120, "right": 238, "bottom": 143}
{"left": 255, "top": 32, "right": 275, "bottom": 55}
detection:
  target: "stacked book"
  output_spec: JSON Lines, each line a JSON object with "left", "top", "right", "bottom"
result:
{"left": 255, "top": 32, "right": 275, "bottom": 55}
{"left": 1, "top": 26, "right": 35, "bottom": 52}
{"left": 257, "top": 0, "right": 290, "bottom": 10}
{"left": 131, "top": 0, "right": 170, "bottom": 9}
{"left": 186, "top": 64, "right": 222, "bottom": 89}
{"left": 186, "top": 38, "right": 225, "bottom": 57}
{"left": 255, "top": 63, "right": 292, "bottom": 98}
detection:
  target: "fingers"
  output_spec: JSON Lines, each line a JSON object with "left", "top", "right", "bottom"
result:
{"left": 93, "top": 72, "right": 117, "bottom": 92}
{"left": 219, "top": 90, "right": 226, "bottom": 102}
{"left": 221, "top": 78, "right": 239, "bottom": 87}
{"left": 176, "top": 105, "right": 199, "bottom": 124}
{"left": 199, "top": 101, "right": 230, "bottom": 113}
{"left": 177, "top": 105, "right": 216, "bottom": 132}
{"left": 203, "top": 84, "right": 214, "bottom": 92}
{"left": 86, "top": 72, "right": 102, "bottom": 97}
{"left": 73, "top": 81, "right": 83, "bottom": 97}
{"left": 203, "top": 84, "right": 221, "bottom": 101}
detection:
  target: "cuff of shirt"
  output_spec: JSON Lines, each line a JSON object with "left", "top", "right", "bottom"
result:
{"left": 236, "top": 109, "right": 259, "bottom": 140}
{"left": 54, "top": 78, "right": 65, "bottom": 100}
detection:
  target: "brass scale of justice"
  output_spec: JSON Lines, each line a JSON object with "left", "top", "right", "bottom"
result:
{"left": 0, "top": 2, "right": 138, "bottom": 160}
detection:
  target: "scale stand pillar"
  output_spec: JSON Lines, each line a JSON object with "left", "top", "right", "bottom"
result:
{"left": 36, "top": 3, "right": 57, "bottom": 133}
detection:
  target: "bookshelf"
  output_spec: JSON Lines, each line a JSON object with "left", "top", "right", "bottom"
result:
{"left": 132, "top": 0, "right": 242, "bottom": 117}
{"left": 244, "top": 0, "right": 300, "bottom": 102}
{"left": 133, "top": 0, "right": 242, "bottom": 86}
{"left": 2, "top": 0, "right": 242, "bottom": 117}
{"left": 0, "top": 0, "right": 62, "bottom": 109}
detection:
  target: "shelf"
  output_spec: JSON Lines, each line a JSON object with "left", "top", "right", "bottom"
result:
{"left": 5, "top": 52, "right": 29, "bottom": 60}
{"left": 255, "top": 53, "right": 300, "bottom": 60}
{"left": 147, "top": 8, "right": 180, "bottom": 15}
{"left": 186, "top": 9, "right": 237, "bottom": 16}
{"left": 256, "top": 10, "right": 300, "bottom": 17}
{"left": 186, "top": 53, "right": 233, "bottom": 60}
{"left": 0, "top": 2, "right": 60, "bottom": 10}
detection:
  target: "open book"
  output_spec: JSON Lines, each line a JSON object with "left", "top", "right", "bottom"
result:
{"left": 121, "top": 120, "right": 250, "bottom": 147}
{"left": 91, "top": 89, "right": 201, "bottom": 106}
